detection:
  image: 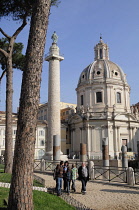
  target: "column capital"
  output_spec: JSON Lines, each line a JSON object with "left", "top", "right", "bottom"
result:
{"left": 113, "top": 125, "right": 119, "bottom": 129}
{"left": 89, "top": 125, "right": 95, "bottom": 129}
{"left": 128, "top": 126, "right": 132, "bottom": 130}
{"left": 45, "top": 54, "right": 64, "bottom": 61}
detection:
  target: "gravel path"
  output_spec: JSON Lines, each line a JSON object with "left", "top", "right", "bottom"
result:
{"left": 35, "top": 171, "right": 139, "bottom": 210}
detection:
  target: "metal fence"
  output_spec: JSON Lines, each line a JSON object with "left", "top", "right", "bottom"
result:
{"left": 34, "top": 159, "right": 84, "bottom": 172}
{"left": 34, "top": 160, "right": 42, "bottom": 170}
{"left": 94, "top": 166, "right": 127, "bottom": 183}
{"left": 34, "top": 160, "right": 139, "bottom": 186}
{"left": 1, "top": 159, "right": 139, "bottom": 186}
{"left": 0, "top": 156, "right": 4, "bottom": 165}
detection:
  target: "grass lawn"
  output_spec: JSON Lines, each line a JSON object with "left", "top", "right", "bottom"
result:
{"left": 0, "top": 164, "right": 4, "bottom": 173}
{"left": 0, "top": 187, "right": 9, "bottom": 208}
{"left": 0, "top": 172, "right": 44, "bottom": 187}
{"left": 33, "top": 190, "right": 76, "bottom": 210}
{"left": 0, "top": 164, "right": 4, "bottom": 169}
{"left": 0, "top": 187, "right": 76, "bottom": 210}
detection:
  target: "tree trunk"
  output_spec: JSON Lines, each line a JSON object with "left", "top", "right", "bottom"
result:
{"left": 4, "top": 38, "right": 14, "bottom": 174}
{"left": 8, "top": 0, "right": 51, "bottom": 209}
{"left": 0, "top": 20, "right": 27, "bottom": 174}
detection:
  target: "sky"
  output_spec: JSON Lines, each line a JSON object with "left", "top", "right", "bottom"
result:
{"left": 0, "top": 0, "right": 139, "bottom": 113}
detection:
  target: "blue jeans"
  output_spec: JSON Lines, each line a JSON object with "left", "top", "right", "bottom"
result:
{"left": 66, "top": 179, "right": 71, "bottom": 193}
{"left": 57, "top": 177, "right": 63, "bottom": 195}
{"left": 72, "top": 179, "right": 76, "bottom": 190}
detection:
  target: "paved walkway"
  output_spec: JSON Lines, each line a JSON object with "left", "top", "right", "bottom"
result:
{"left": 35, "top": 171, "right": 139, "bottom": 210}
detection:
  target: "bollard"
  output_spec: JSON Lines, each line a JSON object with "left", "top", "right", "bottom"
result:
{"left": 127, "top": 167, "right": 135, "bottom": 186}
{"left": 53, "top": 135, "right": 60, "bottom": 161}
{"left": 80, "top": 143, "right": 87, "bottom": 162}
{"left": 89, "top": 161, "right": 94, "bottom": 180}
{"left": 122, "top": 145, "right": 128, "bottom": 168}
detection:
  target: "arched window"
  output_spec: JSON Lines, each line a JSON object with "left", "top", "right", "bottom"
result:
{"left": 117, "top": 92, "right": 121, "bottom": 103}
{"left": 39, "top": 130, "right": 44, "bottom": 136}
{"left": 40, "top": 140, "right": 45, "bottom": 146}
{"left": 81, "top": 95, "right": 84, "bottom": 105}
{"left": 96, "top": 92, "right": 102, "bottom": 103}
{"left": 100, "top": 49, "right": 103, "bottom": 59}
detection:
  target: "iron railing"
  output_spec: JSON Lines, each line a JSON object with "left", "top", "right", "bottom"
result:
{"left": 34, "top": 160, "right": 42, "bottom": 170}
{"left": 34, "top": 160, "right": 85, "bottom": 172}
{"left": 94, "top": 166, "right": 127, "bottom": 183}
{"left": 0, "top": 156, "right": 4, "bottom": 165}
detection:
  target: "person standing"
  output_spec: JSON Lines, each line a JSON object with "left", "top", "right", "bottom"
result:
{"left": 63, "top": 161, "right": 69, "bottom": 191}
{"left": 78, "top": 162, "right": 89, "bottom": 195}
{"left": 66, "top": 166, "right": 72, "bottom": 195}
{"left": 55, "top": 161, "right": 64, "bottom": 196}
{"left": 53, "top": 164, "right": 58, "bottom": 193}
{"left": 71, "top": 163, "right": 78, "bottom": 192}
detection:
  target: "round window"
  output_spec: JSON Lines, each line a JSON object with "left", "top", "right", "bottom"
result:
{"left": 97, "top": 71, "right": 100, "bottom": 75}
{"left": 115, "top": 72, "right": 118, "bottom": 76}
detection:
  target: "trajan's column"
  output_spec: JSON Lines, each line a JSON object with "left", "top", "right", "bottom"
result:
{"left": 45, "top": 32, "right": 64, "bottom": 160}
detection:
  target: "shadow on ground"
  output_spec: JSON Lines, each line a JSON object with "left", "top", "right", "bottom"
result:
{"left": 34, "top": 171, "right": 53, "bottom": 176}
{"left": 101, "top": 189, "right": 139, "bottom": 194}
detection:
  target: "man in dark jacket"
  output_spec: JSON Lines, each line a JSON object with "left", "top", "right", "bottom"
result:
{"left": 55, "top": 161, "right": 64, "bottom": 196}
{"left": 78, "top": 162, "right": 89, "bottom": 195}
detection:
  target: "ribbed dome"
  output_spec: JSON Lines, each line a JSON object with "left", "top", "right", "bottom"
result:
{"left": 76, "top": 38, "right": 130, "bottom": 114}
{"left": 77, "top": 59, "right": 127, "bottom": 88}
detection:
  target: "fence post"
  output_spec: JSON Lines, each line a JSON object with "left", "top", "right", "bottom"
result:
{"left": 89, "top": 161, "right": 94, "bottom": 180}
{"left": 41, "top": 159, "right": 45, "bottom": 172}
{"left": 127, "top": 167, "right": 135, "bottom": 186}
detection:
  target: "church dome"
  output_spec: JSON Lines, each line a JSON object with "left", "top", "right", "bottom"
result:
{"left": 76, "top": 37, "right": 130, "bottom": 114}
{"left": 77, "top": 37, "right": 128, "bottom": 88}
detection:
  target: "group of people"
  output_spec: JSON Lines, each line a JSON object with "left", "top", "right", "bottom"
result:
{"left": 53, "top": 161, "right": 89, "bottom": 196}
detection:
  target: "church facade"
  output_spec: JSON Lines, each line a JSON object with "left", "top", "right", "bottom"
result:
{"left": 68, "top": 37, "right": 139, "bottom": 159}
